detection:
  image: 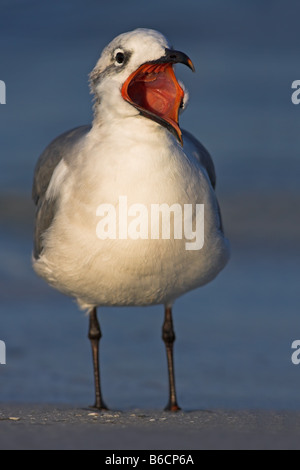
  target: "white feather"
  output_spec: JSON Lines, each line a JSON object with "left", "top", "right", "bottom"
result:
{"left": 33, "top": 29, "right": 229, "bottom": 311}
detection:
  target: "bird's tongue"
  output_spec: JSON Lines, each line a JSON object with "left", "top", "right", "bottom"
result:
{"left": 122, "top": 63, "right": 184, "bottom": 133}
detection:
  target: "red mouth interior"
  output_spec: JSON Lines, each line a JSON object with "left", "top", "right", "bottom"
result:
{"left": 121, "top": 63, "right": 184, "bottom": 140}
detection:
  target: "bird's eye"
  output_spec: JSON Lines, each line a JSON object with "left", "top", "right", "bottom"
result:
{"left": 115, "top": 51, "right": 125, "bottom": 66}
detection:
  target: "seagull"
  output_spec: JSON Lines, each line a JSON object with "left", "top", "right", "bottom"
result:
{"left": 32, "top": 28, "right": 230, "bottom": 411}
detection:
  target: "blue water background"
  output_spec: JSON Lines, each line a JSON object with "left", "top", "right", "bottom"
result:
{"left": 0, "top": 0, "right": 300, "bottom": 410}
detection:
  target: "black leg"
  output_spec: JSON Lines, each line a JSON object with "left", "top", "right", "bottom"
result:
{"left": 162, "top": 306, "right": 181, "bottom": 411}
{"left": 88, "top": 308, "right": 108, "bottom": 410}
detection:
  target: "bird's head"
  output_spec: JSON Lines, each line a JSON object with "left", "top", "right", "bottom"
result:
{"left": 90, "top": 28, "right": 195, "bottom": 144}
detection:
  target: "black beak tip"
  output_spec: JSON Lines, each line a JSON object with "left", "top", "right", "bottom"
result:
{"left": 165, "top": 48, "right": 195, "bottom": 72}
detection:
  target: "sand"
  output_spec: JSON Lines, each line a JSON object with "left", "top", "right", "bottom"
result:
{"left": 1, "top": 405, "right": 300, "bottom": 450}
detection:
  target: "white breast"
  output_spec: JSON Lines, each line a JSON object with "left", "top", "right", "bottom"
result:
{"left": 33, "top": 121, "right": 229, "bottom": 310}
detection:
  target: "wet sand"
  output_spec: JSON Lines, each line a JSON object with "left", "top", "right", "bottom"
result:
{"left": 1, "top": 405, "right": 300, "bottom": 450}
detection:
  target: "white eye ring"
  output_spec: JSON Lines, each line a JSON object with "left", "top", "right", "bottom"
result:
{"left": 114, "top": 49, "right": 125, "bottom": 66}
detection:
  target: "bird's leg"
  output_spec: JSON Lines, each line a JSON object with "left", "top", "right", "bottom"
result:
{"left": 162, "top": 306, "right": 181, "bottom": 411}
{"left": 88, "top": 307, "right": 108, "bottom": 410}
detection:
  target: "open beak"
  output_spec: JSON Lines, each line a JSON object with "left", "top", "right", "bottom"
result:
{"left": 121, "top": 48, "right": 195, "bottom": 145}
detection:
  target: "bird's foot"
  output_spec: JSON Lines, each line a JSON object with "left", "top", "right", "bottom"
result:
{"left": 89, "top": 402, "right": 109, "bottom": 411}
{"left": 164, "top": 403, "right": 181, "bottom": 412}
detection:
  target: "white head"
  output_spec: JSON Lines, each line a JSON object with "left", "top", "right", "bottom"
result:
{"left": 90, "top": 28, "right": 194, "bottom": 143}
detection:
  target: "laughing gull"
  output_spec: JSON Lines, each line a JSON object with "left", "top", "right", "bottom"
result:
{"left": 32, "top": 28, "right": 230, "bottom": 411}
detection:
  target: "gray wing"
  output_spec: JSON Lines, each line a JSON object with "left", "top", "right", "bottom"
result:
{"left": 182, "top": 129, "right": 216, "bottom": 189}
{"left": 182, "top": 129, "right": 224, "bottom": 233}
{"left": 32, "top": 125, "right": 91, "bottom": 259}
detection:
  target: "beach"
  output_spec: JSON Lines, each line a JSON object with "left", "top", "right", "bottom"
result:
{"left": 1, "top": 0, "right": 300, "bottom": 450}
{"left": 1, "top": 405, "right": 300, "bottom": 450}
